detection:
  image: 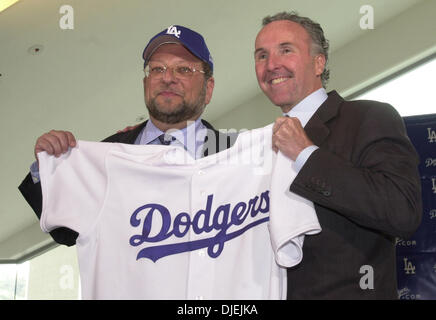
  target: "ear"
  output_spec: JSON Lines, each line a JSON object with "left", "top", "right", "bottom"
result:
{"left": 204, "top": 76, "right": 215, "bottom": 105}
{"left": 314, "top": 54, "right": 326, "bottom": 77}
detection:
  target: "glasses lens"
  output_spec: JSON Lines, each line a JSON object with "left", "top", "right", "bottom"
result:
{"left": 175, "top": 66, "right": 193, "bottom": 78}
{"left": 145, "top": 64, "right": 202, "bottom": 79}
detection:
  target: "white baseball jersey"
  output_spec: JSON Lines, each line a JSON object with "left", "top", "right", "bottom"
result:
{"left": 38, "top": 124, "right": 321, "bottom": 300}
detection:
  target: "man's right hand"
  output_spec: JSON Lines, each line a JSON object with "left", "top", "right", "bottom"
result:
{"left": 34, "top": 130, "right": 77, "bottom": 162}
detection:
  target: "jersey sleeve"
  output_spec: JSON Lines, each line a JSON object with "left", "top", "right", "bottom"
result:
{"left": 38, "top": 141, "right": 111, "bottom": 237}
{"left": 268, "top": 151, "right": 322, "bottom": 268}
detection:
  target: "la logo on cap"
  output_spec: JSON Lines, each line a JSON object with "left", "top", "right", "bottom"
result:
{"left": 166, "top": 25, "right": 181, "bottom": 38}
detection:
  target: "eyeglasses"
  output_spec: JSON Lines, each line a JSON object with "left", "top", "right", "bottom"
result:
{"left": 144, "top": 63, "right": 205, "bottom": 79}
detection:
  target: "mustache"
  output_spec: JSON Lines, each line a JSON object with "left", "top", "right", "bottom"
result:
{"left": 146, "top": 86, "right": 207, "bottom": 124}
{"left": 264, "top": 70, "right": 294, "bottom": 83}
{"left": 154, "top": 85, "right": 183, "bottom": 96}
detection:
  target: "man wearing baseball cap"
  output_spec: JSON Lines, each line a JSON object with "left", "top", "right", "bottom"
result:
{"left": 19, "top": 25, "right": 233, "bottom": 246}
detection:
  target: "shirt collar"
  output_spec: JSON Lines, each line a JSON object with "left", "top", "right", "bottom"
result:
{"left": 137, "top": 118, "right": 207, "bottom": 158}
{"left": 284, "top": 88, "right": 328, "bottom": 127}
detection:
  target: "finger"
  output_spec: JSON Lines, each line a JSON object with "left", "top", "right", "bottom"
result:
{"left": 272, "top": 122, "right": 287, "bottom": 154}
{"left": 119, "top": 126, "right": 132, "bottom": 133}
{"left": 35, "top": 136, "right": 55, "bottom": 157}
{"left": 47, "top": 130, "right": 70, "bottom": 156}
{"left": 117, "top": 127, "right": 127, "bottom": 133}
{"left": 271, "top": 136, "right": 278, "bottom": 153}
{"left": 117, "top": 124, "right": 139, "bottom": 133}
{"left": 289, "top": 117, "right": 303, "bottom": 131}
{"left": 273, "top": 117, "right": 288, "bottom": 134}
{"left": 64, "top": 131, "right": 77, "bottom": 148}
{"left": 45, "top": 131, "right": 72, "bottom": 157}
{"left": 271, "top": 133, "right": 281, "bottom": 152}
{"left": 51, "top": 130, "right": 77, "bottom": 153}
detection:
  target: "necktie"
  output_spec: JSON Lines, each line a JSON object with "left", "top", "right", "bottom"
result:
{"left": 158, "top": 134, "right": 176, "bottom": 146}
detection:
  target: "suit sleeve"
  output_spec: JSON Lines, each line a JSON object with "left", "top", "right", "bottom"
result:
{"left": 290, "top": 102, "right": 422, "bottom": 239}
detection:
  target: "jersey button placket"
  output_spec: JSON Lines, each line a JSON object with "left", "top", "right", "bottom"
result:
{"left": 187, "top": 166, "right": 213, "bottom": 300}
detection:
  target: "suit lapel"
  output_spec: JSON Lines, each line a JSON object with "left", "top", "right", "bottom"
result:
{"left": 305, "top": 90, "right": 343, "bottom": 146}
{"left": 120, "top": 121, "right": 148, "bottom": 144}
{"left": 201, "top": 119, "right": 233, "bottom": 156}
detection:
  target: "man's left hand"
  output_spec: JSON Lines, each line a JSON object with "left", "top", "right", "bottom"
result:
{"left": 272, "top": 117, "right": 314, "bottom": 161}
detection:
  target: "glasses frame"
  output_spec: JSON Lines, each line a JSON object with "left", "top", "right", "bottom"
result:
{"left": 144, "top": 63, "right": 205, "bottom": 79}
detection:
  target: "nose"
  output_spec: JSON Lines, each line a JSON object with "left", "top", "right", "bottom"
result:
{"left": 161, "top": 67, "right": 178, "bottom": 83}
{"left": 265, "top": 52, "right": 281, "bottom": 71}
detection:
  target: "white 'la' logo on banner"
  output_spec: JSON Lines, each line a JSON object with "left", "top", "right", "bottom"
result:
{"left": 428, "top": 128, "right": 436, "bottom": 143}
{"left": 403, "top": 257, "right": 416, "bottom": 275}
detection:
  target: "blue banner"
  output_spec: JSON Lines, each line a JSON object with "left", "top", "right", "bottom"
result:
{"left": 396, "top": 114, "right": 436, "bottom": 299}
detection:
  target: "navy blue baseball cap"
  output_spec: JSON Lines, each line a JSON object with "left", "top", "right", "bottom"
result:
{"left": 142, "top": 25, "right": 213, "bottom": 72}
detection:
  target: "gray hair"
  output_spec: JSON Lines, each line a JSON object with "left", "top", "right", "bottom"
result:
{"left": 262, "top": 11, "right": 330, "bottom": 88}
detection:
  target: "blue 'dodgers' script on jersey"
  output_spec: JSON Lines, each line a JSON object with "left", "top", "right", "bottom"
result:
{"left": 129, "top": 191, "right": 270, "bottom": 262}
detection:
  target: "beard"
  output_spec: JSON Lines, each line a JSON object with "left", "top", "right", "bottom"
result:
{"left": 146, "top": 83, "right": 207, "bottom": 124}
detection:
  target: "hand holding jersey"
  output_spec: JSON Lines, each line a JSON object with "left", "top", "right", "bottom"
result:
{"left": 272, "top": 117, "right": 314, "bottom": 161}
{"left": 34, "top": 130, "right": 77, "bottom": 164}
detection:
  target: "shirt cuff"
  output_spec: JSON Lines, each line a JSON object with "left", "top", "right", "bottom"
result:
{"left": 30, "top": 161, "right": 40, "bottom": 184}
{"left": 294, "top": 145, "right": 319, "bottom": 173}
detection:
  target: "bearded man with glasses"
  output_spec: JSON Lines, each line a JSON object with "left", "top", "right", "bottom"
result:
{"left": 19, "top": 25, "right": 235, "bottom": 246}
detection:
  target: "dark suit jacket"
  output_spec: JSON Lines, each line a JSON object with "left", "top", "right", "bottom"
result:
{"left": 287, "top": 90, "right": 422, "bottom": 299}
{"left": 18, "top": 119, "right": 234, "bottom": 246}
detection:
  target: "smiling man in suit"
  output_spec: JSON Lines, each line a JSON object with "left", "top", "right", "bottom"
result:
{"left": 254, "top": 11, "right": 422, "bottom": 299}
